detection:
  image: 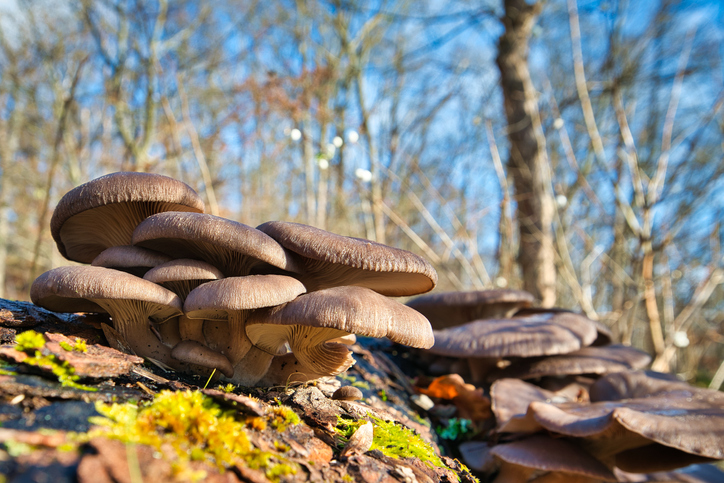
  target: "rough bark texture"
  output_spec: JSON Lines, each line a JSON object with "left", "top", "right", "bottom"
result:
{"left": 496, "top": 0, "right": 557, "bottom": 307}
{"left": 0, "top": 298, "right": 478, "bottom": 483}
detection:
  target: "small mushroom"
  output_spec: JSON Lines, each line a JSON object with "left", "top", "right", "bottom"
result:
{"left": 332, "top": 386, "right": 364, "bottom": 401}
{"left": 30, "top": 266, "right": 183, "bottom": 367}
{"left": 51, "top": 172, "right": 205, "bottom": 263}
{"left": 184, "top": 275, "right": 306, "bottom": 386}
{"left": 246, "top": 286, "right": 434, "bottom": 382}
{"left": 407, "top": 289, "right": 535, "bottom": 330}
{"left": 91, "top": 245, "right": 173, "bottom": 277}
{"left": 256, "top": 221, "right": 437, "bottom": 296}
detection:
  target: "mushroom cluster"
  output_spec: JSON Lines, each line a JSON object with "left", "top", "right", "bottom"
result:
{"left": 407, "top": 290, "right": 724, "bottom": 481}
{"left": 408, "top": 290, "right": 650, "bottom": 385}
{"left": 30, "top": 172, "right": 437, "bottom": 386}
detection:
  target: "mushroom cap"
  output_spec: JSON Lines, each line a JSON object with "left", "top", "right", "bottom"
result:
{"left": 427, "top": 312, "right": 598, "bottom": 359}
{"left": 256, "top": 221, "right": 437, "bottom": 296}
{"left": 491, "top": 378, "right": 564, "bottom": 433}
{"left": 512, "top": 384, "right": 724, "bottom": 462}
{"left": 589, "top": 370, "right": 686, "bottom": 402}
{"left": 184, "top": 275, "right": 307, "bottom": 318}
{"left": 30, "top": 265, "right": 182, "bottom": 318}
{"left": 490, "top": 434, "right": 617, "bottom": 481}
{"left": 332, "top": 386, "right": 364, "bottom": 401}
{"left": 51, "top": 172, "right": 205, "bottom": 263}
{"left": 133, "top": 212, "right": 298, "bottom": 276}
{"left": 246, "top": 285, "right": 435, "bottom": 349}
{"left": 92, "top": 245, "right": 173, "bottom": 277}
{"left": 486, "top": 345, "right": 652, "bottom": 382}
{"left": 408, "top": 289, "right": 535, "bottom": 329}
{"left": 246, "top": 286, "right": 434, "bottom": 380}
{"left": 514, "top": 307, "right": 614, "bottom": 346}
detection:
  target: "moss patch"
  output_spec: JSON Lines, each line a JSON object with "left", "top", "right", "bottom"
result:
{"left": 90, "top": 390, "right": 297, "bottom": 481}
{"left": 13, "top": 331, "right": 95, "bottom": 391}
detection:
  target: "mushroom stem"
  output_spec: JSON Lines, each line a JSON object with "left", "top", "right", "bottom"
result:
{"left": 229, "top": 346, "right": 274, "bottom": 386}
{"left": 93, "top": 300, "right": 175, "bottom": 365}
{"left": 468, "top": 357, "right": 499, "bottom": 384}
{"left": 258, "top": 353, "right": 332, "bottom": 386}
{"left": 178, "top": 315, "right": 206, "bottom": 345}
{"left": 171, "top": 340, "right": 234, "bottom": 378}
{"left": 203, "top": 312, "right": 252, "bottom": 367}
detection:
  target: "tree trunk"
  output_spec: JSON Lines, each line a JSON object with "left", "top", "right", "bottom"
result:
{"left": 496, "top": 0, "right": 557, "bottom": 306}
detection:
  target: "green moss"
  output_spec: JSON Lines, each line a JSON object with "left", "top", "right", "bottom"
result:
{"left": 59, "top": 338, "right": 88, "bottom": 353}
{"left": 14, "top": 330, "right": 96, "bottom": 391}
{"left": 267, "top": 405, "right": 300, "bottom": 432}
{"left": 337, "top": 415, "right": 458, "bottom": 478}
{"left": 91, "top": 390, "right": 297, "bottom": 482}
{"left": 217, "top": 383, "right": 236, "bottom": 393}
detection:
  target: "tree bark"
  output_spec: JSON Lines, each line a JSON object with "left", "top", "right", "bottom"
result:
{"left": 496, "top": 0, "right": 557, "bottom": 306}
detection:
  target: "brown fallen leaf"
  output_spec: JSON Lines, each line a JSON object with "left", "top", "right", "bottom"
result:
{"left": 417, "top": 374, "right": 491, "bottom": 422}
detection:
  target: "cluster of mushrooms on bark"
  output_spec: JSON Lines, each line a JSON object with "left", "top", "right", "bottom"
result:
{"left": 404, "top": 289, "right": 724, "bottom": 481}
{"left": 23, "top": 171, "right": 724, "bottom": 482}
{"left": 30, "top": 172, "right": 437, "bottom": 387}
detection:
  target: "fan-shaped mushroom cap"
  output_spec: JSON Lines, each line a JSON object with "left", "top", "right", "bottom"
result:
{"left": 490, "top": 434, "right": 617, "bottom": 482}
{"left": 514, "top": 307, "right": 614, "bottom": 346}
{"left": 427, "top": 312, "right": 598, "bottom": 359}
{"left": 51, "top": 172, "right": 204, "bottom": 263}
{"left": 184, "top": 275, "right": 307, "bottom": 386}
{"left": 246, "top": 286, "right": 434, "bottom": 381}
{"left": 589, "top": 370, "right": 686, "bottom": 402}
{"left": 256, "top": 221, "right": 437, "bottom": 296}
{"left": 487, "top": 345, "right": 651, "bottom": 382}
{"left": 133, "top": 212, "right": 299, "bottom": 276}
{"left": 505, "top": 381, "right": 724, "bottom": 467}
{"left": 92, "top": 245, "right": 173, "bottom": 277}
{"left": 491, "top": 378, "right": 566, "bottom": 433}
{"left": 408, "top": 289, "right": 535, "bottom": 330}
{"left": 30, "top": 266, "right": 182, "bottom": 365}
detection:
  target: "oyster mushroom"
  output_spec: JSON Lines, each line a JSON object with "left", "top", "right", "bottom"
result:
{"left": 30, "top": 266, "right": 183, "bottom": 368}
{"left": 246, "top": 286, "right": 434, "bottom": 383}
{"left": 51, "top": 172, "right": 205, "bottom": 263}
{"left": 256, "top": 221, "right": 437, "bottom": 296}
{"left": 183, "top": 275, "right": 306, "bottom": 386}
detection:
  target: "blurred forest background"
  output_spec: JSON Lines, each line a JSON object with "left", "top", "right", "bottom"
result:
{"left": 0, "top": 0, "right": 722, "bottom": 386}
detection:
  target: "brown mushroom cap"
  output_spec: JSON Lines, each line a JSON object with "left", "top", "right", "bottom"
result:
{"left": 491, "top": 378, "right": 566, "bottom": 433}
{"left": 30, "top": 266, "right": 182, "bottom": 365}
{"left": 92, "top": 245, "right": 173, "bottom": 277}
{"left": 514, "top": 307, "right": 614, "bottom": 346}
{"left": 133, "top": 212, "right": 299, "bottom": 276}
{"left": 487, "top": 345, "right": 652, "bottom": 382}
{"left": 51, "top": 172, "right": 205, "bottom": 263}
{"left": 256, "top": 221, "right": 437, "bottom": 296}
{"left": 246, "top": 286, "right": 434, "bottom": 380}
{"left": 184, "top": 275, "right": 307, "bottom": 386}
{"left": 332, "top": 386, "right": 364, "bottom": 401}
{"left": 507, "top": 384, "right": 724, "bottom": 464}
{"left": 408, "top": 289, "right": 535, "bottom": 330}
{"left": 589, "top": 370, "right": 687, "bottom": 402}
{"left": 427, "top": 312, "right": 598, "bottom": 359}
{"left": 491, "top": 434, "right": 617, "bottom": 482}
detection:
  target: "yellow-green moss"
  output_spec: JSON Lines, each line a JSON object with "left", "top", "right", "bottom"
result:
{"left": 59, "top": 338, "right": 88, "bottom": 353}
{"left": 91, "top": 390, "right": 297, "bottom": 482}
{"left": 14, "top": 330, "right": 95, "bottom": 391}
{"left": 267, "top": 404, "right": 301, "bottom": 432}
{"left": 336, "top": 415, "right": 453, "bottom": 476}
